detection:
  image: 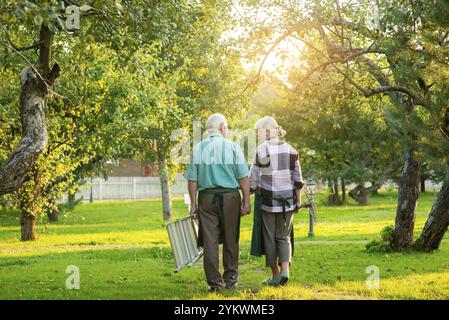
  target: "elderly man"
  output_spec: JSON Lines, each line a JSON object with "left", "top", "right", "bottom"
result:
{"left": 185, "top": 113, "right": 251, "bottom": 292}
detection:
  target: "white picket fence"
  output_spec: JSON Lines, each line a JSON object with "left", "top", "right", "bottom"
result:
{"left": 66, "top": 176, "right": 188, "bottom": 202}
{"left": 63, "top": 176, "right": 442, "bottom": 202}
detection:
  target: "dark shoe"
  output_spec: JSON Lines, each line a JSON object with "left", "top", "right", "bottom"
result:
{"left": 225, "top": 283, "right": 238, "bottom": 290}
{"left": 261, "top": 277, "right": 278, "bottom": 286}
{"left": 207, "top": 286, "right": 222, "bottom": 293}
{"left": 273, "top": 271, "right": 289, "bottom": 286}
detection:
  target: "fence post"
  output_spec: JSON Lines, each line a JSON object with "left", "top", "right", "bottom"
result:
{"left": 133, "top": 177, "right": 137, "bottom": 200}
{"left": 89, "top": 178, "right": 93, "bottom": 203}
{"left": 99, "top": 179, "right": 103, "bottom": 201}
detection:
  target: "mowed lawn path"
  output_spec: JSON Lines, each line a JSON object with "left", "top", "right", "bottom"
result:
{"left": 0, "top": 192, "right": 448, "bottom": 299}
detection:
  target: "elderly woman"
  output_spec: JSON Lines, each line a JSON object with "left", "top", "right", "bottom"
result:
{"left": 249, "top": 116, "right": 304, "bottom": 286}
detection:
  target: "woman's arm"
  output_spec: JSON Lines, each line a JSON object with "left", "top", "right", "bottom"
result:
{"left": 292, "top": 153, "right": 304, "bottom": 208}
{"left": 295, "top": 188, "right": 302, "bottom": 208}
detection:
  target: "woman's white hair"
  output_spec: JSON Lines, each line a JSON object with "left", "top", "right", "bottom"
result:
{"left": 254, "top": 116, "right": 286, "bottom": 139}
{"left": 206, "top": 113, "right": 227, "bottom": 134}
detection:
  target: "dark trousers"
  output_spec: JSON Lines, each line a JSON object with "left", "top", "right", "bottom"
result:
{"left": 198, "top": 188, "right": 241, "bottom": 288}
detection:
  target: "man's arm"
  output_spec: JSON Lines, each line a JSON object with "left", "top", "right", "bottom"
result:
{"left": 188, "top": 180, "right": 198, "bottom": 217}
{"left": 234, "top": 144, "right": 251, "bottom": 215}
{"left": 239, "top": 177, "right": 251, "bottom": 215}
{"left": 249, "top": 153, "right": 260, "bottom": 194}
{"left": 185, "top": 148, "right": 199, "bottom": 217}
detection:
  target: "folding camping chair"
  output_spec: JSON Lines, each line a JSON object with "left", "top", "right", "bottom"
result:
{"left": 166, "top": 196, "right": 203, "bottom": 273}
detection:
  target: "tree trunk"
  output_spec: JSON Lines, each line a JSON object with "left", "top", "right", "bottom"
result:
{"left": 20, "top": 213, "right": 36, "bottom": 241}
{"left": 415, "top": 169, "right": 449, "bottom": 251}
{"left": 370, "top": 182, "right": 379, "bottom": 195}
{"left": 0, "top": 25, "right": 59, "bottom": 196}
{"left": 341, "top": 178, "right": 346, "bottom": 204}
{"left": 349, "top": 185, "right": 369, "bottom": 205}
{"left": 333, "top": 180, "right": 339, "bottom": 199}
{"left": 159, "top": 157, "right": 173, "bottom": 221}
{"left": 68, "top": 192, "right": 76, "bottom": 203}
{"left": 391, "top": 149, "right": 420, "bottom": 250}
{"left": 359, "top": 191, "right": 368, "bottom": 205}
{"left": 420, "top": 176, "right": 426, "bottom": 193}
{"left": 328, "top": 179, "right": 340, "bottom": 205}
{"left": 334, "top": 179, "right": 340, "bottom": 205}
{"left": 348, "top": 161, "right": 401, "bottom": 205}
{"left": 46, "top": 198, "right": 59, "bottom": 222}
{"left": 0, "top": 67, "right": 48, "bottom": 196}
{"left": 47, "top": 208, "right": 59, "bottom": 222}
{"left": 0, "top": 197, "right": 7, "bottom": 211}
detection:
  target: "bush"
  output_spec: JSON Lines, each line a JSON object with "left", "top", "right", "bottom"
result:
{"left": 380, "top": 225, "right": 394, "bottom": 242}
{"left": 0, "top": 196, "right": 8, "bottom": 211}
{"left": 365, "top": 225, "right": 394, "bottom": 253}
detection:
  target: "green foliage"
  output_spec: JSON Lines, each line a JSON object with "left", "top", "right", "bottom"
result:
{"left": 365, "top": 240, "right": 392, "bottom": 253}
{"left": 129, "top": 1, "right": 251, "bottom": 182}
{"left": 1, "top": 38, "right": 141, "bottom": 218}
{"left": 380, "top": 225, "right": 395, "bottom": 242}
{"left": 252, "top": 73, "right": 401, "bottom": 188}
{"left": 365, "top": 225, "right": 395, "bottom": 253}
{"left": 0, "top": 0, "right": 249, "bottom": 225}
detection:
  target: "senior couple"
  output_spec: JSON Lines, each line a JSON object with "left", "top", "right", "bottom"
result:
{"left": 185, "top": 113, "right": 304, "bottom": 292}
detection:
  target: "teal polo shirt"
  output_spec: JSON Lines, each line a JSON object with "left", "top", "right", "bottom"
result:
{"left": 184, "top": 132, "right": 249, "bottom": 191}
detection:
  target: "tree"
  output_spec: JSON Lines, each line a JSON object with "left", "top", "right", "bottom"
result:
{"left": 0, "top": 0, "right": 200, "bottom": 239}
{"left": 415, "top": 168, "right": 449, "bottom": 251}
{"left": 241, "top": 0, "right": 449, "bottom": 250}
{"left": 1, "top": 38, "right": 143, "bottom": 238}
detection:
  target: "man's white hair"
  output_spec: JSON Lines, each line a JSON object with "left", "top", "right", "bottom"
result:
{"left": 206, "top": 113, "right": 227, "bottom": 134}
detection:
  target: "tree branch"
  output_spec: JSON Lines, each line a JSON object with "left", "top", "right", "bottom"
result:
{"left": 243, "top": 21, "right": 306, "bottom": 92}
{"left": 293, "top": 35, "right": 425, "bottom": 106}
{"left": 7, "top": 37, "right": 44, "bottom": 52}
{"left": 331, "top": 63, "right": 425, "bottom": 104}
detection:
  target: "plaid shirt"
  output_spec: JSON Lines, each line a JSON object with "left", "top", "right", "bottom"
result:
{"left": 249, "top": 139, "right": 304, "bottom": 213}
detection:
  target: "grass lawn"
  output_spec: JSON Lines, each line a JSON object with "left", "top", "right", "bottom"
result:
{"left": 0, "top": 191, "right": 448, "bottom": 300}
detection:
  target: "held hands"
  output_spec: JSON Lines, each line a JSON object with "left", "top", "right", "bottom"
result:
{"left": 240, "top": 199, "right": 251, "bottom": 216}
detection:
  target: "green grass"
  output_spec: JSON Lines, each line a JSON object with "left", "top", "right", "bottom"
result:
{"left": 0, "top": 192, "right": 448, "bottom": 300}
